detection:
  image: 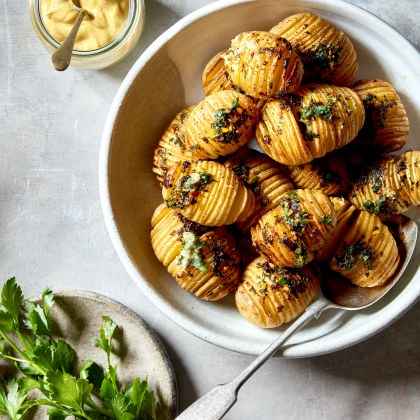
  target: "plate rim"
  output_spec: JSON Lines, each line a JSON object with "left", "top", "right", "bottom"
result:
{"left": 99, "top": 0, "right": 420, "bottom": 357}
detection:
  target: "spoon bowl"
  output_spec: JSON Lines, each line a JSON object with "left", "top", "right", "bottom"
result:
{"left": 176, "top": 215, "right": 418, "bottom": 420}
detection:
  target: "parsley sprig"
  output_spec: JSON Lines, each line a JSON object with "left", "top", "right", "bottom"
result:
{"left": 0, "top": 278, "right": 157, "bottom": 420}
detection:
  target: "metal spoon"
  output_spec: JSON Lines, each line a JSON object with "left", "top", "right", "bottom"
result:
{"left": 176, "top": 216, "right": 417, "bottom": 420}
{"left": 51, "top": 1, "right": 90, "bottom": 71}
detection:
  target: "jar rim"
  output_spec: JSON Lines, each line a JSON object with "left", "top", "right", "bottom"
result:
{"left": 31, "top": 0, "right": 138, "bottom": 57}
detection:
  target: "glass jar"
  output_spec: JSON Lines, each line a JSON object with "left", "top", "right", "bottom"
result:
{"left": 29, "top": 0, "right": 145, "bottom": 70}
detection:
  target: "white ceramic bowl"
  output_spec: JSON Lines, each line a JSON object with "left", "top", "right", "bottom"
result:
{"left": 100, "top": 0, "right": 420, "bottom": 356}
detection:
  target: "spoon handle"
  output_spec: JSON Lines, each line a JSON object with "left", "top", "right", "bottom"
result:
{"left": 51, "top": 9, "right": 87, "bottom": 71}
{"left": 176, "top": 296, "right": 330, "bottom": 420}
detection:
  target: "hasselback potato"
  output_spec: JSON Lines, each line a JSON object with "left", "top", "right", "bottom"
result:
{"left": 153, "top": 105, "right": 196, "bottom": 184}
{"left": 202, "top": 50, "right": 234, "bottom": 96}
{"left": 162, "top": 160, "right": 255, "bottom": 226}
{"left": 348, "top": 151, "right": 420, "bottom": 217}
{"left": 169, "top": 227, "right": 241, "bottom": 300}
{"left": 329, "top": 210, "right": 400, "bottom": 287}
{"left": 151, "top": 204, "right": 240, "bottom": 300}
{"left": 151, "top": 203, "right": 208, "bottom": 267}
{"left": 270, "top": 13, "right": 358, "bottom": 87}
{"left": 224, "top": 31, "right": 303, "bottom": 99}
{"left": 316, "top": 197, "right": 357, "bottom": 262}
{"left": 202, "top": 50, "right": 267, "bottom": 110}
{"left": 251, "top": 189, "right": 336, "bottom": 267}
{"left": 352, "top": 79, "right": 409, "bottom": 153}
{"left": 224, "top": 148, "right": 294, "bottom": 232}
{"left": 284, "top": 150, "right": 349, "bottom": 195}
{"left": 256, "top": 84, "right": 365, "bottom": 165}
{"left": 235, "top": 256, "right": 320, "bottom": 328}
{"left": 184, "top": 90, "right": 258, "bottom": 159}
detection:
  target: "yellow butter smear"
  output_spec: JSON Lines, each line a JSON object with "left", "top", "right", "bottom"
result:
{"left": 40, "top": 0, "right": 130, "bottom": 51}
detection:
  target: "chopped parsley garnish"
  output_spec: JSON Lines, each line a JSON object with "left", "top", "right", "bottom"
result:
{"left": 365, "top": 167, "right": 384, "bottom": 193}
{"left": 300, "top": 99, "right": 334, "bottom": 123}
{"left": 354, "top": 166, "right": 385, "bottom": 192}
{"left": 335, "top": 241, "right": 373, "bottom": 271}
{"left": 297, "top": 122, "right": 320, "bottom": 142}
{"left": 208, "top": 236, "right": 236, "bottom": 277}
{"left": 175, "top": 212, "right": 208, "bottom": 237}
{"left": 211, "top": 98, "right": 248, "bottom": 143}
{"left": 166, "top": 171, "right": 214, "bottom": 209}
{"left": 232, "top": 161, "right": 250, "bottom": 184}
{"left": 359, "top": 93, "right": 397, "bottom": 139}
{"left": 294, "top": 240, "right": 308, "bottom": 268}
{"left": 321, "top": 215, "right": 331, "bottom": 224}
{"left": 364, "top": 93, "right": 397, "bottom": 129}
{"left": 176, "top": 231, "right": 207, "bottom": 272}
{"left": 395, "top": 157, "right": 407, "bottom": 180}
{"left": 363, "top": 194, "right": 397, "bottom": 216}
{"left": 256, "top": 260, "right": 309, "bottom": 295}
{"left": 279, "top": 191, "right": 312, "bottom": 236}
{"left": 309, "top": 43, "right": 343, "bottom": 70}
{"left": 303, "top": 129, "right": 320, "bottom": 141}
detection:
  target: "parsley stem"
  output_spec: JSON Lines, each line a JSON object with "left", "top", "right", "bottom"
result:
{"left": 86, "top": 397, "right": 114, "bottom": 417}
{"left": 0, "top": 330, "right": 47, "bottom": 376}
{"left": 0, "top": 354, "right": 27, "bottom": 364}
{"left": 16, "top": 330, "right": 33, "bottom": 355}
{"left": 0, "top": 330, "right": 27, "bottom": 360}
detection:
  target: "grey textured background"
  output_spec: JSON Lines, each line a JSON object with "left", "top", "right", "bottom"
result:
{"left": 0, "top": 1, "right": 419, "bottom": 419}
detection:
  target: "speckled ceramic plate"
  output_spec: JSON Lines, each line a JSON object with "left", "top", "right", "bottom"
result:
{"left": 30, "top": 291, "right": 177, "bottom": 418}
{"left": 99, "top": 0, "right": 420, "bottom": 356}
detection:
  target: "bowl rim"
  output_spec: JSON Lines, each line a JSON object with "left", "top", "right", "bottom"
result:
{"left": 99, "top": 0, "right": 420, "bottom": 357}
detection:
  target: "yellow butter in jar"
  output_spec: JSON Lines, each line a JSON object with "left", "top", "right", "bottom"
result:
{"left": 40, "top": 0, "right": 129, "bottom": 51}
{"left": 30, "top": 0, "right": 144, "bottom": 69}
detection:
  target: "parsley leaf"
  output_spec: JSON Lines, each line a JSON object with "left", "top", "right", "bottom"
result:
{"left": 301, "top": 99, "right": 334, "bottom": 122}
{"left": 321, "top": 215, "right": 331, "bottom": 224}
{"left": 40, "top": 371, "right": 93, "bottom": 415}
{"left": 80, "top": 360, "right": 105, "bottom": 389}
{"left": 1, "top": 278, "right": 23, "bottom": 329}
{"left": 0, "top": 310, "right": 14, "bottom": 332}
{"left": 0, "top": 378, "right": 28, "bottom": 420}
{"left": 100, "top": 377, "right": 117, "bottom": 403}
{"left": 23, "top": 300, "right": 51, "bottom": 337}
{"left": 93, "top": 315, "right": 118, "bottom": 362}
{"left": 32, "top": 337, "right": 75, "bottom": 372}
